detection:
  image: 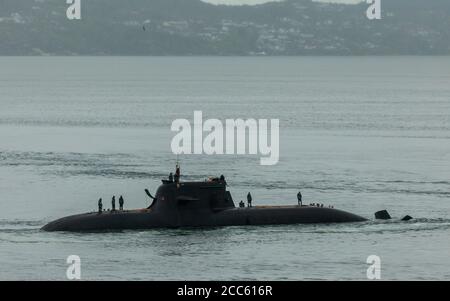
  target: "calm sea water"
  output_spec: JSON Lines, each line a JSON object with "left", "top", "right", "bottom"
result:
{"left": 0, "top": 57, "right": 449, "bottom": 280}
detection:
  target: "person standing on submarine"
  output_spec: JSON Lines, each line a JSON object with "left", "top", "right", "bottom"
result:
{"left": 174, "top": 164, "right": 181, "bottom": 183}
{"left": 119, "top": 195, "right": 124, "bottom": 211}
{"left": 111, "top": 196, "right": 116, "bottom": 211}
{"left": 98, "top": 198, "right": 103, "bottom": 214}
{"left": 247, "top": 192, "right": 252, "bottom": 208}
{"left": 297, "top": 191, "right": 302, "bottom": 206}
{"left": 220, "top": 174, "right": 227, "bottom": 186}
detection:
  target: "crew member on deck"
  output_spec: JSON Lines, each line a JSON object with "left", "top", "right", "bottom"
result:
{"left": 297, "top": 191, "right": 302, "bottom": 206}
{"left": 247, "top": 192, "right": 252, "bottom": 207}
{"left": 174, "top": 164, "right": 180, "bottom": 183}
{"left": 239, "top": 200, "right": 245, "bottom": 208}
{"left": 112, "top": 196, "right": 116, "bottom": 211}
{"left": 98, "top": 198, "right": 103, "bottom": 214}
{"left": 169, "top": 172, "right": 174, "bottom": 182}
{"left": 119, "top": 195, "right": 124, "bottom": 210}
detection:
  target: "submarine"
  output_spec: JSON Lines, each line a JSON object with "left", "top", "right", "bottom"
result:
{"left": 42, "top": 168, "right": 367, "bottom": 232}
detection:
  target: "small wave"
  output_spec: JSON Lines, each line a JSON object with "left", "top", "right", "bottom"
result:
{"left": 365, "top": 187, "right": 450, "bottom": 197}
{"left": 0, "top": 219, "right": 44, "bottom": 227}
{"left": 0, "top": 151, "right": 135, "bottom": 167}
{"left": 0, "top": 219, "right": 44, "bottom": 234}
{"left": 53, "top": 169, "right": 168, "bottom": 179}
{"left": 380, "top": 180, "right": 450, "bottom": 185}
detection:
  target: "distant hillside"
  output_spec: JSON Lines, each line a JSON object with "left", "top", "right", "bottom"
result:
{"left": 1, "top": 0, "right": 449, "bottom": 55}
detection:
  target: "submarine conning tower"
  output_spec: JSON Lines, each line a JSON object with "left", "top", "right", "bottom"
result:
{"left": 150, "top": 177, "right": 236, "bottom": 215}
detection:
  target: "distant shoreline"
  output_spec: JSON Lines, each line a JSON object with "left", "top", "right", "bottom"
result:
{"left": 2, "top": 0, "right": 449, "bottom": 57}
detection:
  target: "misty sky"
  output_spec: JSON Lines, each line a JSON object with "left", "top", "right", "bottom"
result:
{"left": 202, "top": 0, "right": 362, "bottom": 5}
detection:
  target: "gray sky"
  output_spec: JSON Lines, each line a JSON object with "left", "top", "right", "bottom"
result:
{"left": 202, "top": 0, "right": 362, "bottom": 5}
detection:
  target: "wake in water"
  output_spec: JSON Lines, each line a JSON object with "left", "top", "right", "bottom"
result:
{"left": 300, "top": 218, "right": 450, "bottom": 234}
{"left": 0, "top": 150, "right": 172, "bottom": 179}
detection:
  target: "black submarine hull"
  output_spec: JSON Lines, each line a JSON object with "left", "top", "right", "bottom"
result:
{"left": 42, "top": 179, "right": 367, "bottom": 232}
{"left": 42, "top": 206, "right": 366, "bottom": 232}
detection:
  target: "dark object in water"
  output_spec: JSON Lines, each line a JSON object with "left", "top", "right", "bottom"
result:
{"left": 375, "top": 210, "right": 391, "bottom": 220}
{"left": 401, "top": 215, "right": 413, "bottom": 221}
{"left": 42, "top": 174, "right": 367, "bottom": 232}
